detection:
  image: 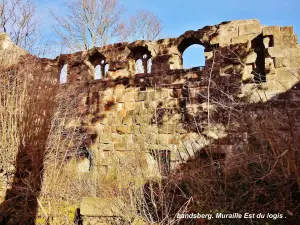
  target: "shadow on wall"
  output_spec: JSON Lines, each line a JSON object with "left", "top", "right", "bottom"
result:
{"left": 0, "top": 58, "right": 59, "bottom": 225}
{"left": 168, "top": 80, "right": 300, "bottom": 224}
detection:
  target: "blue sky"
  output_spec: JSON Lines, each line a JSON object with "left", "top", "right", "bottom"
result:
{"left": 35, "top": 0, "right": 299, "bottom": 66}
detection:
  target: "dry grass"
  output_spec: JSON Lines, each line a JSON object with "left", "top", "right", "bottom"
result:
{"left": 0, "top": 67, "right": 28, "bottom": 201}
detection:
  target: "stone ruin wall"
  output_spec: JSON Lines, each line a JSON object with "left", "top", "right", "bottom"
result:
{"left": 1, "top": 18, "right": 300, "bottom": 224}
{"left": 2, "top": 19, "right": 300, "bottom": 178}
{"left": 53, "top": 19, "right": 300, "bottom": 175}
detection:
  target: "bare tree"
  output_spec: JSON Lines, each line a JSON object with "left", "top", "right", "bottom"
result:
{"left": 0, "top": 0, "right": 38, "bottom": 50}
{"left": 52, "top": 0, "right": 125, "bottom": 52}
{"left": 120, "top": 10, "right": 163, "bottom": 42}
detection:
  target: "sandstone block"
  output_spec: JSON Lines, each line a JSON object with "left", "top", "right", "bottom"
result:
{"left": 265, "top": 58, "right": 276, "bottom": 75}
{"left": 123, "top": 92, "right": 135, "bottom": 102}
{"left": 245, "top": 51, "right": 257, "bottom": 64}
{"left": 147, "top": 91, "right": 156, "bottom": 101}
{"left": 103, "top": 126, "right": 112, "bottom": 133}
{"left": 123, "top": 134, "right": 133, "bottom": 144}
{"left": 116, "top": 125, "right": 127, "bottom": 134}
{"left": 133, "top": 134, "right": 146, "bottom": 145}
{"left": 111, "top": 133, "right": 123, "bottom": 142}
{"left": 158, "top": 124, "right": 175, "bottom": 134}
{"left": 265, "top": 47, "right": 284, "bottom": 58}
{"left": 140, "top": 125, "right": 150, "bottom": 134}
{"left": 99, "top": 144, "right": 113, "bottom": 152}
{"left": 231, "top": 33, "right": 260, "bottom": 44}
{"left": 273, "top": 34, "right": 297, "bottom": 47}
{"left": 273, "top": 57, "right": 282, "bottom": 68}
{"left": 116, "top": 89, "right": 124, "bottom": 102}
{"left": 238, "top": 22, "right": 261, "bottom": 36}
{"left": 242, "top": 64, "right": 254, "bottom": 81}
{"left": 169, "top": 136, "right": 180, "bottom": 144}
{"left": 168, "top": 113, "right": 182, "bottom": 123}
{"left": 103, "top": 89, "right": 113, "bottom": 96}
{"left": 99, "top": 133, "right": 111, "bottom": 143}
{"left": 122, "top": 116, "right": 133, "bottom": 125}
{"left": 282, "top": 46, "right": 300, "bottom": 57}
{"left": 263, "top": 26, "right": 280, "bottom": 36}
{"left": 124, "top": 102, "right": 135, "bottom": 110}
{"left": 114, "top": 142, "right": 126, "bottom": 151}
{"left": 135, "top": 114, "right": 152, "bottom": 125}
{"left": 108, "top": 114, "right": 122, "bottom": 125}
{"left": 280, "top": 26, "right": 294, "bottom": 35}
{"left": 125, "top": 125, "right": 134, "bottom": 134}
{"left": 204, "top": 51, "right": 214, "bottom": 60}
{"left": 144, "top": 101, "right": 156, "bottom": 109}
{"left": 145, "top": 133, "right": 157, "bottom": 144}
{"left": 118, "top": 109, "right": 126, "bottom": 118}
{"left": 164, "top": 99, "right": 179, "bottom": 108}
{"left": 134, "top": 91, "right": 147, "bottom": 101}
{"left": 157, "top": 134, "right": 170, "bottom": 145}
{"left": 156, "top": 89, "right": 169, "bottom": 100}
{"left": 276, "top": 67, "right": 299, "bottom": 82}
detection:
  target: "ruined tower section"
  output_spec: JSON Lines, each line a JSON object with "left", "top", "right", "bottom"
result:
{"left": 53, "top": 19, "right": 300, "bottom": 175}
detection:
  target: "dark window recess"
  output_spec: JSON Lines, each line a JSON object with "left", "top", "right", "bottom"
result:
{"left": 208, "top": 43, "right": 219, "bottom": 50}
{"left": 89, "top": 52, "right": 109, "bottom": 79}
{"left": 269, "top": 35, "right": 274, "bottom": 47}
{"left": 77, "top": 146, "right": 92, "bottom": 170}
{"left": 150, "top": 150, "right": 171, "bottom": 175}
{"left": 251, "top": 34, "right": 266, "bottom": 83}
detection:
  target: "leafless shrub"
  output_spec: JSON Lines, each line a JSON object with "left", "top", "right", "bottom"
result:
{"left": 119, "top": 10, "right": 163, "bottom": 42}
{"left": 0, "top": 67, "right": 28, "bottom": 201}
{"left": 51, "top": 0, "right": 125, "bottom": 51}
{"left": 0, "top": 0, "right": 39, "bottom": 51}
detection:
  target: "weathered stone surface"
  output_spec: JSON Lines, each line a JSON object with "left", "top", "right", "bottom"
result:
{"left": 3, "top": 20, "right": 300, "bottom": 216}
{"left": 266, "top": 47, "right": 285, "bottom": 58}
{"left": 280, "top": 26, "right": 294, "bottom": 35}
{"left": 231, "top": 33, "right": 260, "bottom": 44}
{"left": 0, "top": 33, "right": 28, "bottom": 68}
{"left": 263, "top": 26, "right": 280, "bottom": 36}
{"left": 238, "top": 21, "right": 261, "bottom": 36}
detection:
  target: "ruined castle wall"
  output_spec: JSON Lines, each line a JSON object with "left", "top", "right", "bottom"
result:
{"left": 1, "top": 18, "right": 300, "bottom": 222}
{"left": 2, "top": 19, "right": 298, "bottom": 178}
{"left": 52, "top": 19, "right": 300, "bottom": 175}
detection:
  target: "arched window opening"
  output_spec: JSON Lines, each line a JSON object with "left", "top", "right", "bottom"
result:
{"left": 147, "top": 58, "right": 152, "bottom": 73}
{"left": 135, "top": 59, "right": 144, "bottom": 74}
{"left": 88, "top": 51, "right": 107, "bottom": 80}
{"left": 95, "top": 65, "right": 102, "bottom": 80}
{"left": 251, "top": 34, "right": 266, "bottom": 83}
{"left": 104, "top": 64, "right": 109, "bottom": 78}
{"left": 60, "top": 64, "right": 68, "bottom": 84}
{"left": 182, "top": 44, "right": 205, "bottom": 69}
{"left": 129, "top": 46, "right": 152, "bottom": 74}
